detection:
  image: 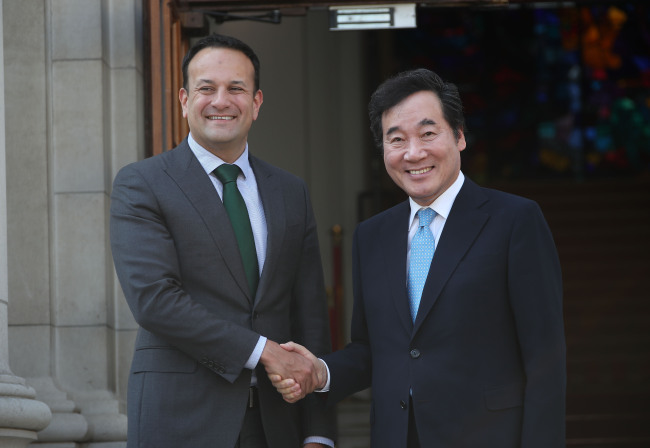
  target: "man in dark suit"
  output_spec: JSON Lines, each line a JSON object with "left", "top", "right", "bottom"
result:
{"left": 273, "top": 68, "right": 566, "bottom": 448}
{"left": 110, "top": 34, "right": 335, "bottom": 448}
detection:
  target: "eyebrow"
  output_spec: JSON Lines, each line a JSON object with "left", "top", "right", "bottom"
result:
{"left": 195, "top": 79, "right": 247, "bottom": 87}
{"left": 386, "top": 118, "right": 436, "bottom": 137}
{"left": 386, "top": 126, "right": 400, "bottom": 136}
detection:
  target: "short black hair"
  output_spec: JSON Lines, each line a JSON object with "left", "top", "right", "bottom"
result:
{"left": 181, "top": 33, "right": 260, "bottom": 92}
{"left": 368, "top": 68, "right": 466, "bottom": 148}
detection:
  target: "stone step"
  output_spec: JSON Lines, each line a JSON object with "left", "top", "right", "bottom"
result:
{"left": 564, "top": 316, "right": 650, "bottom": 336}
{"left": 567, "top": 393, "right": 650, "bottom": 415}
{"left": 337, "top": 397, "right": 371, "bottom": 448}
{"left": 567, "top": 413, "right": 650, "bottom": 439}
{"left": 564, "top": 295, "right": 650, "bottom": 308}
{"left": 336, "top": 435, "right": 372, "bottom": 448}
{"left": 566, "top": 437, "right": 650, "bottom": 447}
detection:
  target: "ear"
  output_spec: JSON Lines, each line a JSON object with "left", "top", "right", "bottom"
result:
{"left": 457, "top": 128, "right": 467, "bottom": 152}
{"left": 179, "top": 88, "right": 189, "bottom": 118}
{"left": 252, "top": 89, "right": 263, "bottom": 121}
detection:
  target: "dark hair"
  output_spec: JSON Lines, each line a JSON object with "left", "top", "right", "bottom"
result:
{"left": 368, "top": 68, "right": 466, "bottom": 148}
{"left": 181, "top": 34, "right": 260, "bottom": 92}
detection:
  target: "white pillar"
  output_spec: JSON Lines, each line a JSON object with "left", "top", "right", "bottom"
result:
{"left": 0, "top": 1, "right": 53, "bottom": 446}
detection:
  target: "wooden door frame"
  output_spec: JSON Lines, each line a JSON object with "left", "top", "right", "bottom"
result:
{"left": 144, "top": 0, "right": 191, "bottom": 156}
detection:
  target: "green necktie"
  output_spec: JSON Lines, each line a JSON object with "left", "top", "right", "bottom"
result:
{"left": 214, "top": 164, "right": 259, "bottom": 298}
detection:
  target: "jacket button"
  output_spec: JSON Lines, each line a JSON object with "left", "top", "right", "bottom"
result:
{"left": 400, "top": 400, "right": 407, "bottom": 410}
{"left": 410, "top": 349, "right": 421, "bottom": 359}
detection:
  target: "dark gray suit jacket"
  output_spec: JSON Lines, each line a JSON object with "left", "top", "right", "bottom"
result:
{"left": 110, "top": 139, "right": 335, "bottom": 448}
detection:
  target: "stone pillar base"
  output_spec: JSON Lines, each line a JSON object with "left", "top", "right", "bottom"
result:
{"left": 27, "top": 377, "right": 88, "bottom": 445}
{"left": 0, "top": 428, "right": 37, "bottom": 448}
{"left": 35, "top": 444, "right": 126, "bottom": 448}
{"left": 0, "top": 374, "right": 52, "bottom": 448}
{"left": 27, "top": 379, "right": 127, "bottom": 446}
{"left": 81, "top": 443, "right": 126, "bottom": 448}
{"left": 72, "top": 390, "right": 127, "bottom": 444}
{"left": 31, "top": 444, "right": 75, "bottom": 448}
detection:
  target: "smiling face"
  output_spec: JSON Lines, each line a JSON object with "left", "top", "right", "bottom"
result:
{"left": 179, "top": 47, "right": 263, "bottom": 162}
{"left": 382, "top": 90, "right": 466, "bottom": 206}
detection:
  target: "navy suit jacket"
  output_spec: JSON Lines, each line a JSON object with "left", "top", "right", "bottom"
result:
{"left": 324, "top": 177, "right": 566, "bottom": 448}
{"left": 110, "top": 139, "right": 335, "bottom": 448}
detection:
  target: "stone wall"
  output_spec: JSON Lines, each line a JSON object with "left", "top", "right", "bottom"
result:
{"left": 3, "top": 0, "right": 143, "bottom": 445}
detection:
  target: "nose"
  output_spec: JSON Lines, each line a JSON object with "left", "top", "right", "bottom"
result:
{"left": 210, "top": 88, "right": 229, "bottom": 108}
{"left": 403, "top": 140, "right": 426, "bottom": 161}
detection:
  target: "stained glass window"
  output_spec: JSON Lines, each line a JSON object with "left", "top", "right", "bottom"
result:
{"left": 383, "top": 1, "right": 650, "bottom": 181}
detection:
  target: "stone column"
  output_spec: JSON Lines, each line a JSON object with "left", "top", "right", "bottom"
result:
{"left": 0, "top": 1, "right": 53, "bottom": 446}
{"left": 4, "top": 1, "right": 134, "bottom": 445}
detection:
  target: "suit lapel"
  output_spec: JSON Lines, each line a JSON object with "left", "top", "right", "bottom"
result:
{"left": 380, "top": 202, "right": 413, "bottom": 334}
{"left": 413, "top": 179, "right": 490, "bottom": 334}
{"left": 250, "top": 156, "right": 285, "bottom": 306}
{"left": 163, "top": 141, "right": 252, "bottom": 302}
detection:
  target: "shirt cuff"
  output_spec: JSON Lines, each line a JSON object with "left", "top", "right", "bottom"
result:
{"left": 244, "top": 336, "right": 267, "bottom": 370}
{"left": 314, "top": 358, "right": 331, "bottom": 392}
{"left": 304, "top": 436, "right": 335, "bottom": 447}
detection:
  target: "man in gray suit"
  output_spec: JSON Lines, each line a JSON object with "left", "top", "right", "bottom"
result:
{"left": 110, "top": 34, "right": 335, "bottom": 448}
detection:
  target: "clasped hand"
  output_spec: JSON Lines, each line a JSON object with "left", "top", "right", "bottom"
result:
{"left": 261, "top": 341, "right": 326, "bottom": 403}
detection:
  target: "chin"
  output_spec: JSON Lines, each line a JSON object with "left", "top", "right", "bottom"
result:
{"left": 412, "top": 192, "right": 437, "bottom": 204}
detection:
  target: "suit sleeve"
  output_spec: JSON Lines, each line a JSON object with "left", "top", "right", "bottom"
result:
{"left": 110, "top": 164, "right": 260, "bottom": 383}
{"left": 508, "top": 201, "right": 566, "bottom": 447}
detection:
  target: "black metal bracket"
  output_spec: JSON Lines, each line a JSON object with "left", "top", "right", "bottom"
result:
{"left": 200, "top": 9, "right": 282, "bottom": 25}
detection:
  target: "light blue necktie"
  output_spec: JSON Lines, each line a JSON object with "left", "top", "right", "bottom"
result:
{"left": 408, "top": 208, "right": 436, "bottom": 322}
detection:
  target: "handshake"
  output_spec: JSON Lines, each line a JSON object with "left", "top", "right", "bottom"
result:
{"left": 260, "top": 341, "right": 328, "bottom": 403}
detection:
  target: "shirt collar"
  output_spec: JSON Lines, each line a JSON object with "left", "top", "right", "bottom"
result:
{"left": 408, "top": 171, "right": 465, "bottom": 228}
{"left": 187, "top": 133, "right": 253, "bottom": 180}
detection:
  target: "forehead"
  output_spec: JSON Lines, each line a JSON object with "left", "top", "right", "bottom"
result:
{"left": 382, "top": 90, "right": 445, "bottom": 132}
{"left": 188, "top": 47, "right": 254, "bottom": 83}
